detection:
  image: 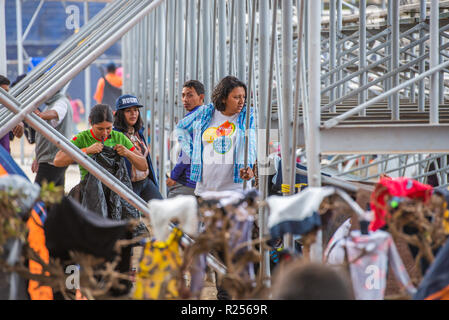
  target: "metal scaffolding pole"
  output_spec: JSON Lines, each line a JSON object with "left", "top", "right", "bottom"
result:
{"left": 158, "top": 3, "right": 168, "bottom": 196}
{"left": 386, "top": 0, "right": 392, "bottom": 109}
{"left": 236, "top": 0, "right": 246, "bottom": 81}
{"left": 168, "top": 0, "right": 176, "bottom": 173}
{"left": 15, "top": 0, "right": 25, "bottom": 165}
{"left": 258, "top": 0, "right": 269, "bottom": 151}
{"left": 440, "top": 33, "right": 445, "bottom": 104}
{"left": 137, "top": 21, "right": 145, "bottom": 101}
{"left": 141, "top": 18, "right": 148, "bottom": 142}
{"left": 176, "top": 0, "right": 185, "bottom": 120}
{"left": 291, "top": 0, "right": 304, "bottom": 195}
{"left": 141, "top": 16, "right": 149, "bottom": 144}
{"left": 304, "top": 0, "right": 308, "bottom": 71}
{"left": 229, "top": 0, "right": 235, "bottom": 75}
{"left": 336, "top": 0, "right": 342, "bottom": 99}
{"left": 195, "top": 0, "right": 201, "bottom": 80}
{"left": 358, "top": 0, "right": 367, "bottom": 115}
{"left": 329, "top": 0, "right": 336, "bottom": 111}
{"left": 130, "top": 26, "right": 137, "bottom": 96}
{"left": 308, "top": 0, "right": 322, "bottom": 262}
{"left": 149, "top": 11, "right": 157, "bottom": 169}
{"left": 0, "top": 0, "right": 7, "bottom": 76}
{"left": 218, "top": 0, "right": 227, "bottom": 80}
{"left": 430, "top": 0, "right": 439, "bottom": 124}
{"left": 15, "top": 0, "right": 24, "bottom": 77}
{"left": 202, "top": 0, "right": 211, "bottom": 101}
{"left": 258, "top": 0, "right": 273, "bottom": 287}
{"left": 392, "top": 0, "right": 400, "bottom": 120}
{"left": 211, "top": 0, "right": 217, "bottom": 88}
{"left": 183, "top": 1, "right": 189, "bottom": 84}
{"left": 281, "top": 0, "right": 294, "bottom": 251}
{"left": 307, "top": 0, "right": 322, "bottom": 189}
{"left": 418, "top": 0, "right": 426, "bottom": 112}
{"left": 84, "top": 1, "right": 92, "bottom": 119}
{"left": 187, "top": 0, "right": 197, "bottom": 80}
{"left": 274, "top": 23, "right": 283, "bottom": 131}
{"left": 410, "top": 36, "right": 416, "bottom": 103}
{"left": 121, "top": 32, "right": 127, "bottom": 93}
{"left": 243, "top": 0, "right": 256, "bottom": 192}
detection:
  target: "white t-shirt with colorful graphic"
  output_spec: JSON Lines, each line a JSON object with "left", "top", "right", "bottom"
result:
{"left": 195, "top": 111, "right": 241, "bottom": 196}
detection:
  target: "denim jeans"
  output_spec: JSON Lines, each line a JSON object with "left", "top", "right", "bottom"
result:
{"left": 132, "top": 176, "right": 163, "bottom": 202}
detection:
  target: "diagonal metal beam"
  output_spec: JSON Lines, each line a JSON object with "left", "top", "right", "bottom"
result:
{"left": 8, "top": 0, "right": 125, "bottom": 97}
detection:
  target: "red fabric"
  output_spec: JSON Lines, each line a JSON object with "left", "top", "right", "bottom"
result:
{"left": 369, "top": 177, "right": 433, "bottom": 231}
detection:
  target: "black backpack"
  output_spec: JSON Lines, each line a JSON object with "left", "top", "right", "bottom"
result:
{"left": 102, "top": 76, "right": 122, "bottom": 108}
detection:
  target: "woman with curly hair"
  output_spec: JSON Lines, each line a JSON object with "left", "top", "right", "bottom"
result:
{"left": 175, "top": 76, "right": 256, "bottom": 196}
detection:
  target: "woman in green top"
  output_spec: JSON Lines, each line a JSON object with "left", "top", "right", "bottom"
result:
{"left": 54, "top": 104, "right": 148, "bottom": 178}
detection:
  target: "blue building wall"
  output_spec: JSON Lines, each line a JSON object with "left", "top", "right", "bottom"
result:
{"left": 4, "top": 1, "right": 122, "bottom": 115}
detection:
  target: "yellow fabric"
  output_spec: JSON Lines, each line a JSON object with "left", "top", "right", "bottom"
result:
{"left": 133, "top": 228, "right": 183, "bottom": 300}
{"left": 281, "top": 183, "right": 308, "bottom": 194}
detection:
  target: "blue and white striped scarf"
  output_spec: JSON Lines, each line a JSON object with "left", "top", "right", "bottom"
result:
{"left": 175, "top": 103, "right": 257, "bottom": 183}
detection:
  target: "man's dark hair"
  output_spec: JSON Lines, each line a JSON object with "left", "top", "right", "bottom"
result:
{"left": 89, "top": 104, "right": 114, "bottom": 125}
{"left": 0, "top": 75, "right": 10, "bottom": 87}
{"left": 271, "top": 261, "right": 354, "bottom": 300}
{"left": 183, "top": 80, "right": 205, "bottom": 96}
{"left": 211, "top": 76, "right": 247, "bottom": 112}
{"left": 114, "top": 108, "right": 143, "bottom": 133}
{"left": 106, "top": 63, "right": 117, "bottom": 73}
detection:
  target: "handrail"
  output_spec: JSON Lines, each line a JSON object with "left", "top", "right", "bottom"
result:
{"left": 362, "top": 157, "right": 446, "bottom": 182}
{"left": 321, "top": 28, "right": 390, "bottom": 66}
{"left": 321, "top": 1, "right": 449, "bottom": 25}
{"left": 334, "top": 154, "right": 406, "bottom": 176}
{"left": 355, "top": 154, "right": 443, "bottom": 181}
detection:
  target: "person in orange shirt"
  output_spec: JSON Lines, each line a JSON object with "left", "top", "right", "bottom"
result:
{"left": 93, "top": 62, "right": 123, "bottom": 106}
